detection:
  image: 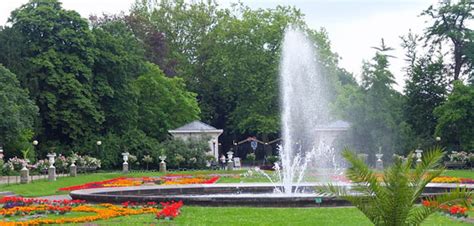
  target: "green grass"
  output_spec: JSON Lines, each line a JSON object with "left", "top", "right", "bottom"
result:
{"left": 49, "top": 206, "right": 471, "bottom": 226}
{"left": 442, "top": 170, "right": 474, "bottom": 179}
{"left": 0, "top": 170, "right": 245, "bottom": 197}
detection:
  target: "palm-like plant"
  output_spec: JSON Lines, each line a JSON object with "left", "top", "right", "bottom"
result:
{"left": 321, "top": 147, "right": 471, "bottom": 226}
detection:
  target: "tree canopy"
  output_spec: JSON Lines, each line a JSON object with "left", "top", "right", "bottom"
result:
{"left": 0, "top": 0, "right": 472, "bottom": 167}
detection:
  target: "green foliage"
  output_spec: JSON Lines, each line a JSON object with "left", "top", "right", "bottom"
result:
{"left": 421, "top": 0, "right": 473, "bottom": 81}
{"left": 321, "top": 147, "right": 472, "bottom": 226}
{"left": 246, "top": 153, "right": 256, "bottom": 162}
{"left": 157, "top": 138, "right": 210, "bottom": 169}
{"left": 0, "top": 65, "right": 38, "bottom": 158}
{"left": 434, "top": 81, "right": 474, "bottom": 151}
{"left": 402, "top": 32, "right": 447, "bottom": 149}
{"left": 45, "top": 129, "right": 163, "bottom": 170}
{"left": 134, "top": 63, "right": 200, "bottom": 140}
{"left": 2, "top": 0, "right": 104, "bottom": 146}
{"left": 131, "top": 1, "right": 351, "bottom": 147}
{"left": 90, "top": 16, "right": 147, "bottom": 134}
{"left": 335, "top": 40, "right": 409, "bottom": 157}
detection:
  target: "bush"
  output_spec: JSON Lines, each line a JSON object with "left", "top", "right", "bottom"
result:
{"left": 447, "top": 151, "right": 469, "bottom": 162}
{"left": 247, "top": 153, "right": 256, "bottom": 162}
{"left": 157, "top": 138, "right": 210, "bottom": 169}
{"left": 70, "top": 130, "right": 161, "bottom": 170}
{"left": 267, "top": 155, "right": 278, "bottom": 165}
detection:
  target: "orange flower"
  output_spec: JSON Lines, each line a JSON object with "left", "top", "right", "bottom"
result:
{"left": 0, "top": 204, "right": 159, "bottom": 225}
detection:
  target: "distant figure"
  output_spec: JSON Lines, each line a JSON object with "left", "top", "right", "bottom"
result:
{"left": 220, "top": 155, "right": 226, "bottom": 170}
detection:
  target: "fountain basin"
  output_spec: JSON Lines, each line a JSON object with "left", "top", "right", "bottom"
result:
{"left": 70, "top": 183, "right": 474, "bottom": 207}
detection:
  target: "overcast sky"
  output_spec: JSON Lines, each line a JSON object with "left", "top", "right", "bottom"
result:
{"left": 1, "top": 0, "right": 441, "bottom": 91}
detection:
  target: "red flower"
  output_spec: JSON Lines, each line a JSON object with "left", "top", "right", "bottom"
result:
{"left": 156, "top": 201, "right": 184, "bottom": 220}
{"left": 422, "top": 200, "right": 430, "bottom": 207}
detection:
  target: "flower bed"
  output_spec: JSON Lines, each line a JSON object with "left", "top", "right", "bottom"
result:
{"left": 156, "top": 201, "right": 183, "bottom": 220}
{"left": 58, "top": 177, "right": 130, "bottom": 191}
{"left": 422, "top": 200, "right": 469, "bottom": 218}
{"left": 58, "top": 174, "right": 221, "bottom": 191}
{"left": 430, "top": 176, "right": 474, "bottom": 184}
{"left": 162, "top": 176, "right": 220, "bottom": 185}
{"left": 0, "top": 197, "right": 184, "bottom": 225}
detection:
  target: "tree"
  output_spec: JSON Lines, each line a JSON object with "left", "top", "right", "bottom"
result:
{"left": 131, "top": 0, "right": 220, "bottom": 78}
{"left": 133, "top": 63, "right": 200, "bottom": 140}
{"left": 90, "top": 15, "right": 147, "bottom": 134}
{"left": 2, "top": 0, "right": 104, "bottom": 147}
{"left": 204, "top": 6, "right": 306, "bottom": 137}
{"left": 336, "top": 40, "right": 410, "bottom": 157}
{"left": 122, "top": 12, "right": 176, "bottom": 76}
{"left": 402, "top": 33, "right": 448, "bottom": 148}
{"left": 434, "top": 81, "right": 474, "bottom": 151}
{"left": 322, "top": 147, "right": 471, "bottom": 225}
{"left": 0, "top": 65, "right": 38, "bottom": 158}
{"left": 422, "top": 0, "right": 473, "bottom": 81}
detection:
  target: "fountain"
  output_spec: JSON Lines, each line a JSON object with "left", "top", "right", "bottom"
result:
{"left": 70, "top": 27, "right": 468, "bottom": 206}
{"left": 277, "top": 26, "right": 349, "bottom": 193}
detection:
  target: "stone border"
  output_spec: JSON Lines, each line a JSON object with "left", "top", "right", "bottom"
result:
{"left": 70, "top": 183, "right": 474, "bottom": 207}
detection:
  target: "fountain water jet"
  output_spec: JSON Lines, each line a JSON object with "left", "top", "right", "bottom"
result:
{"left": 279, "top": 26, "right": 345, "bottom": 194}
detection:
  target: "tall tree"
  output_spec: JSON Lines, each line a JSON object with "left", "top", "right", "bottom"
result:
{"left": 336, "top": 40, "right": 410, "bottom": 157}
{"left": 123, "top": 12, "right": 176, "bottom": 76}
{"left": 422, "top": 0, "right": 473, "bottom": 81}
{"left": 201, "top": 6, "right": 306, "bottom": 139}
{"left": 1, "top": 0, "right": 104, "bottom": 147}
{"left": 402, "top": 33, "right": 448, "bottom": 148}
{"left": 434, "top": 81, "right": 474, "bottom": 151}
{"left": 131, "top": 0, "right": 220, "bottom": 78}
{"left": 134, "top": 63, "right": 200, "bottom": 140}
{"left": 89, "top": 15, "right": 147, "bottom": 134}
{"left": 0, "top": 65, "right": 38, "bottom": 158}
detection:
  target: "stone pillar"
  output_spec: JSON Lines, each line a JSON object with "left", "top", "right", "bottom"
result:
{"left": 375, "top": 153, "right": 384, "bottom": 171}
{"left": 70, "top": 164, "right": 77, "bottom": 177}
{"left": 159, "top": 161, "right": 167, "bottom": 173}
{"left": 48, "top": 167, "right": 56, "bottom": 181}
{"left": 20, "top": 167, "right": 29, "bottom": 184}
{"left": 226, "top": 151, "right": 234, "bottom": 171}
{"left": 122, "top": 162, "right": 129, "bottom": 173}
{"left": 227, "top": 161, "right": 234, "bottom": 171}
{"left": 415, "top": 149, "right": 423, "bottom": 165}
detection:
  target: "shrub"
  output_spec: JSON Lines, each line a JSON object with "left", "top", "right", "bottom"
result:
{"left": 266, "top": 155, "right": 279, "bottom": 165}
{"left": 157, "top": 138, "right": 210, "bottom": 169}
{"left": 247, "top": 153, "right": 256, "bottom": 162}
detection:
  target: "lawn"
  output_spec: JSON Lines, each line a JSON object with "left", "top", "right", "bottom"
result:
{"left": 442, "top": 170, "right": 474, "bottom": 179}
{"left": 0, "top": 170, "right": 248, "bottom": 197}
{"left": 47, "top": 206, "right": 471, "bottom": 226}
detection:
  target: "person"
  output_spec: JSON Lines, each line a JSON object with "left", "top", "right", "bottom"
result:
{"left": 219, "top": 154, "right": 226, "bottom": 170}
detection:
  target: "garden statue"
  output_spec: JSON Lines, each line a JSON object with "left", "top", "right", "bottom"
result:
{"left": 415, "top": 149, "right": 423, "bottom": 164}
{"left": 20, "top": 161, "right": 29, "bottom": 184}
{"left": 159, "top": 155, "right": 167, "bottom": 173}
{"left": 47, "top": 153, "right": 56, "bottom": 181}
{"left": 122, "top": 152, "right": 129, "bottom": 173}
{"left": 375, "top": 147, "right": 383, "bottom": 171}
{"left": 226, "top": 151, "right": 234, "bottom": 171}
{"left": 70, "top": 157, "right": 77, "bottom": 177}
